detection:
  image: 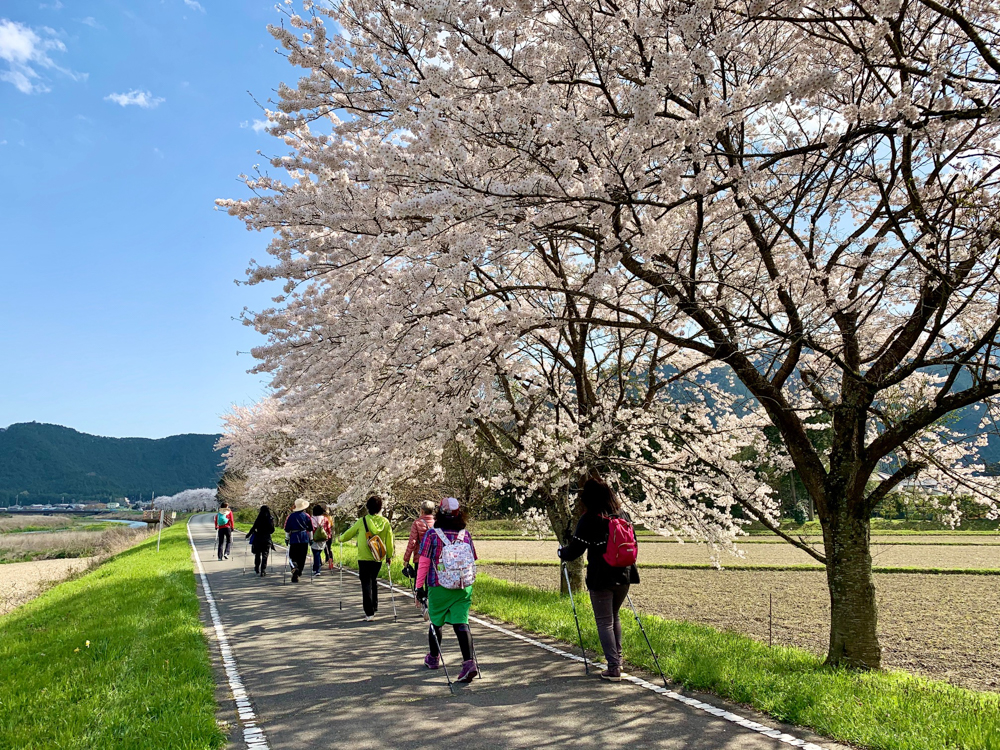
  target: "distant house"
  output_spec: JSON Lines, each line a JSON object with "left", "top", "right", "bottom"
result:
{"left": 874, "top": 471, "right": 940, "bottom": 496}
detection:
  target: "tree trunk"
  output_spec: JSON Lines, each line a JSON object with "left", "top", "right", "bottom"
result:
{"left": 543, "top": 487, "right": 587, "bottom": 596}
{"left": 822, "top": 507, "right": 881, "bottom": 669}
{"left": 560, "top": 554, "right": 586, "bottom": 595}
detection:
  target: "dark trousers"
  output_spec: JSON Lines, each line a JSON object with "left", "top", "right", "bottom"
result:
{"left": 358, "top": 560, "right": 382, "bottom": 616}
{"left": 429, "top": 623, "right": 473, "bottom": 661}
{"left": 589, "top": 584, "right": 630, "bottom": 669}
{"left": 289, "top": 543, "right": 309, "bottom": 575}
{"left": 324, "top": 539, "right": 333, "bottom": 562}
{"left": 254, "top": 549, "right": 270, "bottom": 573}
{"left": 312, "top": 548, "right": 324, "bottom": 574}
{"left": 217, "top": 527, "right": 232, "bottom": 559}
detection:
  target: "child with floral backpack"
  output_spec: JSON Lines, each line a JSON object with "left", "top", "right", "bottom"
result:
{"left": 415, "top": 497, "right": 479, "bottom": 682}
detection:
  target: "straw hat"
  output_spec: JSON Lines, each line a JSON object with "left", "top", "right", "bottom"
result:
{"left": 292, "top": 498, "right": 310, "bottom": 512}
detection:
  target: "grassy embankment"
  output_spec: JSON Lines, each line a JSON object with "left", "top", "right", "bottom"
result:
{"left": 0, "top": 523, "right": 225, "bottom": 750}
{"left": 326, "top": 540, "right": 1000, "bottom": 750}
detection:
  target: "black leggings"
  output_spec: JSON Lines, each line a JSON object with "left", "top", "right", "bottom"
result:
{"left": 289, "top": 543, "right": 308, "bottom": 575}
{"left": 429, "top": 623, "right": 473, "bottom": 662}
{"left": 254, "top": 549, "right": 269, "bottom": 573}
{"left": 358, "top": 560, "right": 382, "bottom": 616}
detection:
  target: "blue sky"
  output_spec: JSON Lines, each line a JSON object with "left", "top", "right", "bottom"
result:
{"left": 0, "top": 1, "right": 294, "bottom": 438}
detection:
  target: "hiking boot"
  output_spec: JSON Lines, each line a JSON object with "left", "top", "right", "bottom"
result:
{"left": 600, "top": 668, "right": 622, "bottom": 682}
{"left": 423, "top": 653, "right": 440, "bottom": 670}
{"left": 260, "top": 570, "right": 266, "bottom": 577}
{"left": 291, "top": 571, "right": 300, "bottom": 583}
{"left": 456, "top": 659, "right": 479, "bottom": 683}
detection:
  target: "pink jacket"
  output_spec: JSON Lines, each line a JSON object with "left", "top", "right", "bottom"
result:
{"left": 403, "top": 514, "right": 434, "bottom": 563}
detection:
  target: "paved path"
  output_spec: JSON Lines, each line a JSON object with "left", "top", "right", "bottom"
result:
{"left": 188, "top": 515, "right": 837, "bottom": 750}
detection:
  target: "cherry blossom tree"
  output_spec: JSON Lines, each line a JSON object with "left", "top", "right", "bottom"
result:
{"left": 222, "top": 0, "right": 1000, "bottom": 668}
{"left": 153, "top": 489, "right": 218, "bottom": 513}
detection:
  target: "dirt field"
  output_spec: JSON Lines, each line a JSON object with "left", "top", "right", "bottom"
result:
{"left": 0, "top": 526, "right": 150, "bottom": 563}
{"left": 481, "top": 564, "right": 1000, "bottom": 694}
{"left": 473, "top": 539, "right": 1000, "bottom": 569}
{"left": 0, "top": 557, "right": 96, "bottom": 615}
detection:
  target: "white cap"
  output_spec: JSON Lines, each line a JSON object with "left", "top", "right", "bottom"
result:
{"left": 440, "top": 497, "right": 460, "bottom": 513}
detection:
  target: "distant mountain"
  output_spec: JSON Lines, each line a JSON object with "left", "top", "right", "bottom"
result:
{"left": 0, "top": 422, "right": 223, "bottom": 506}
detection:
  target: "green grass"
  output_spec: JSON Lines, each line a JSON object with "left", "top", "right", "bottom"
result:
{"left": 470, "top": 575, "right": 1000, "bottom": 750}
{"left": 327, "top": 537, "right": 1000, "bottom": 750}
{"left": 0, "top": 523, "right": 226, "bottom": 750}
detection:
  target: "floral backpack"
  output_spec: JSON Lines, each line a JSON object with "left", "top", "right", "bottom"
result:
{"left": 434, "top": 529, "right": 476, "bottom": 589}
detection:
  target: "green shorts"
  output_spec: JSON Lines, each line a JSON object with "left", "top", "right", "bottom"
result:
{"left": 427, "top": 585, "right": 473, "bottom": 626}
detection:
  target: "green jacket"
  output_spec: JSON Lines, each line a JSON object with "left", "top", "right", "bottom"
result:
{"left": 339, "top": 514, "right": 395, "bottom": 562}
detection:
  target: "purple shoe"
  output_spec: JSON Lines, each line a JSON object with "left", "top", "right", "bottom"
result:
{"left": 423, "top": 653, "right": 439, "bottom": 670}
{"left": 456, "top": 659, "right": 479, "bottom": 683}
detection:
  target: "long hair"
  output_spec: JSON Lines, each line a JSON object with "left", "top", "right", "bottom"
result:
{"left": 579, "top": 479, "right": 621, "bottom": 516}
{"left": 366, "top": 495, "right": 383, "bottom": 515}
{"left": 435, "top": 507, "right": 467, "bottom": 531}
{"left": 255, "top": 505, "right": 273, "bottom": 525}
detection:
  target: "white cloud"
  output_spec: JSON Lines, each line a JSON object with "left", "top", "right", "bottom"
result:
{"left": 39, "top": 1, "right": 64, "bottom": 10}
{"left": 0, "top": 18, "right": 84, "bottom": 94}
{"left": 183, "top": 0, "right": 206, "bottom": 12}
{"left": 104, "top": 89, "right": 165, "bottom": 108}
{"left": 79, "top": 17, "right": 103, "bottom": 29}
{"left": 0, "top": 140, "right": 6, "bottom": 145}
{"left": 251, "top": 119, "right": 269, "bottom": 133}
{"left": 239, "top": 120, "right": 248, "bottom": 128}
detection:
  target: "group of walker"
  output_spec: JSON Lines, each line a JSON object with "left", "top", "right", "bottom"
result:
{"left": 217, "top": 477, "right": 653, "bottom": 687}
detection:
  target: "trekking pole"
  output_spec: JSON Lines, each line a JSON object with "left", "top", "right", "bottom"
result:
{"left": 338, "top": 539, "right": 344, "bottom": 610}
{"left": 431, "top": 623, "right": 455, "bottom": 695}
{"left": 561, "top": 558, "right": 589, "bottom": 675}
{"left": 242, "top": 536, "right": 248, "bottom": 575}
{"left": 626, "top": 592, "right": 668, "bottom": 688}
{"left": 472, "top": 637, "right": 483, "bottom": 681}
{"left": 387, "top": 561, "right": 398, "bottom": 622}
{"left": 282, "top": 545, "right": 290, "bottom": 585}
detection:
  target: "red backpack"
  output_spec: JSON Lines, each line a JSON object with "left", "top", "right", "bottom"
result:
{"left": 602, "top": 515, "right": 638, "bottom": 567}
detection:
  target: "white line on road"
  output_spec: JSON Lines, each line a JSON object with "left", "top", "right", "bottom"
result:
{"left": 187, "top": 518, "right": 271, "bottom": 750}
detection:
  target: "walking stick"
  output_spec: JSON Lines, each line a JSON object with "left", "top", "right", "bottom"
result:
{"left": 431, "top": 623, "right": 455, "bottom": 695}
{"left": 626, "top": 592, "right": 668, "bottom": 688}
{"left": 387, "top": 560, "right": 398, "bottom": 622}
{"left": 562, "top": 558, "right": 589, "bottom": 674}
{"left": 282, "top": 544, "right": 290, "bottom": 585}
{"left": 472, "top": 638, "right": 483, "bottom": 680}
{"left": 242, "top": 536, "right": 249, "bottom": 575}
{"left": 339, "top": 539, "right": 344, "bottom": 611}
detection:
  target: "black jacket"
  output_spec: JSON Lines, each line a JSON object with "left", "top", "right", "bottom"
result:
{"left": 247, "top": 511, "right": 276, "bottom": 553}
{"left": 559, "top": 511, "right": 640, "bottom": 591}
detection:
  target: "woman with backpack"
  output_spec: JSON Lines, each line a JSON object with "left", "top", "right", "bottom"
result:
{"left": 337, "top": 495, "right": 394, "bottom": 621}
{"left": 310, "top": 504, "right": 333, "bottom": 577}
{"left": 557, "top": 478, "right": 639, "bottom": 682}
{"left": 415, "top": 497, "right": 479, "bottom": 683}
{"left": 401, "top": 500, "right": 436, "bottom": 584}
{"left": 214, "top": 502, "right": 235, "bottom": 560}
{"left": 246, "top": 504, "right": 276, "bottom": 576}
{"left": 284, "top": 498, "right": 314, "bottom": 583}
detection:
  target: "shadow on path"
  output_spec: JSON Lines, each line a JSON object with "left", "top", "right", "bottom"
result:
{"left": 190, "top": 515, "right": 835, "bottom": 750}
